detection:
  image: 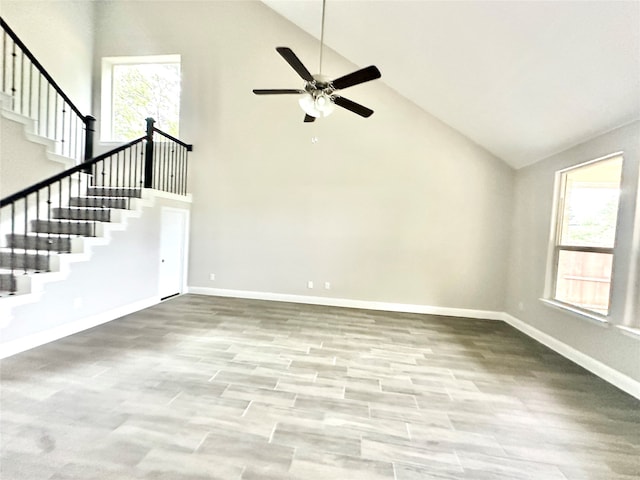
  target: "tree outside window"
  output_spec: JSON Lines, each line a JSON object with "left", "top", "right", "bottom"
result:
{"left": 101, "top": 55, "right": 181, "bottom": 142}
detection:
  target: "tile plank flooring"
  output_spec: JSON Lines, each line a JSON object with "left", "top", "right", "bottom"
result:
{"left": 1, "top": 294, "right": 638, "bottom": 479}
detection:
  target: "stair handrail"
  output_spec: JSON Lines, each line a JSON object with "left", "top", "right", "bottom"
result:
{"left": 1, "top": 121, "right": 193, "bottom": 207}
{"left": 0, "top": 137, "right": 144, "bottom": 208}
{"left": 1, "top": 17, "right": 95, "bottom": 161}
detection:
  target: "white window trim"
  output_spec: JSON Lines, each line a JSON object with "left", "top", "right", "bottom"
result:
{"left": 100, "top": 54, "right": 181, "bottom": 143}
{"left": 542, "top": 151, "right": 624, "bottom": 322}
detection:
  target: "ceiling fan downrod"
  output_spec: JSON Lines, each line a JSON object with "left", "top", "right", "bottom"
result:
{"left": 319, "top": 0, "right": 327, "bottom": 76}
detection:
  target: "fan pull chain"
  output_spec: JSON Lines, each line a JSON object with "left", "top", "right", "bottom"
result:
{"left": 319, "top": 0, "right": 327, "bottom": 75}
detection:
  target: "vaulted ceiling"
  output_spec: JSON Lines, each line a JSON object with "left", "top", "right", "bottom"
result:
{"left": 262, "top": 1, "right": 640, "bottom": 169}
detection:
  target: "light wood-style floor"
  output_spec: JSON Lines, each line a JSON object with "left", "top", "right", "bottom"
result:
{"left": 1, "top": 294, "right": 638, "bottom": 479}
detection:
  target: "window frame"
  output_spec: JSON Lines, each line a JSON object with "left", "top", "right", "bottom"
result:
{"left": 100, "top": 54, "right": 181, "bottom": 143}
{"left": 545, "top": 152, "right": 624, "bottom": 320}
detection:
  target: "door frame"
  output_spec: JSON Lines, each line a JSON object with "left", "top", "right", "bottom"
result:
{"left": 158, "top": 206, "right": 190, "bottom": 300}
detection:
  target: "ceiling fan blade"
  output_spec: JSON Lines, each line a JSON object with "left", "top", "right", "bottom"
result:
{"left": 331, "top": 65, "right": 381, "bottom": 90}
{"left": 276, "top": 47, "right": 315, "bottom": 82}
{"left": 304, "top": 114, "right": 316, "bottom": 123}
{"left": 253, "top": 89, "right": 305, "bottom": 95}
{"left": 332, "top": 96, "right": 374, "bottom": 118}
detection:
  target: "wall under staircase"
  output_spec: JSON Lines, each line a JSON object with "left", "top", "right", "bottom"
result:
{"left": 0, "top": 100, "right": 192, "bottom": 358}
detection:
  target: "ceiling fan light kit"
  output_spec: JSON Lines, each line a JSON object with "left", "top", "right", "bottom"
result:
{"left": 253, "top": 0, "right": 381, "bottom": 122}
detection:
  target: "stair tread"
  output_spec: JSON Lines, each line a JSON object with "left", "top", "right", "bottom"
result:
{"left": 34, "top": 219, "right": 99, "bottom": 223}
{"left": 0, "top": 249, "right": 58, "bottom": 255}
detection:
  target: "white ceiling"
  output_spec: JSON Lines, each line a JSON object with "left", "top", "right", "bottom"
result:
{"left": 262, "top": 0, "right": 640, "bottom": 169}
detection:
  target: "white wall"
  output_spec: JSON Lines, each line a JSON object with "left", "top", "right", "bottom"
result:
{"left": 93, "top": 0, "right": 514, "bottom": 313}
{"left": 506, "top": 121, "right": 640, "bottom": 382}
{"left": 0, "top": 115, "right": 71, "bottom": 198}
{"left": 0, "top": 0, "right": 95, "bottom": 113}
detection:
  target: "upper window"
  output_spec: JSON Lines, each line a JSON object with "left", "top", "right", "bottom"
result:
{"left": 549, "top": 154, "right": 623, "bottom": 316}
{"left": 101, "top": 55, "right": 181, "bottom": 142}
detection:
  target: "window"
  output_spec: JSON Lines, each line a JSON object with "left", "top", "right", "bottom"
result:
{"left": 101, "top": 55, "right": 181, "bottom": 142}
{"left": 549, "top": 154, "right": 623, "bottom": 316}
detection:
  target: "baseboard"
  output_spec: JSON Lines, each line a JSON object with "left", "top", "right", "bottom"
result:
{"left": 0, "top": 296, "right": 159, "bottom": 359}
{"left": 502, "top": 313, "right": 640, "bottom": 400}
{"left": 187, "top": 286, "right": 504, "bottom": 320}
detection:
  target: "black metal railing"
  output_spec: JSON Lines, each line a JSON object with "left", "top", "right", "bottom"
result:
{"left": 0, "top": 17, "right": 95, "bottom": 163}
{"left": 145, "top": 118, "right": 192, "bottom": 195}
{"left": 0, "top": 119, "right": 192, "bottom": 294}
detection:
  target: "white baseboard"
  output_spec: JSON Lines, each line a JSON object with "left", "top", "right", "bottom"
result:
{"left": 187, "top": 286, "right": 504, "bottom": 320}
{"left": 502, "top": 313, "right": 640, "bottom": 400}
{"left": 0, "top": 296, "right": 159, "bottom": 359}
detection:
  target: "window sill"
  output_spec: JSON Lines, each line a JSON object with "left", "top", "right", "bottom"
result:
{"left": 539, "top": 298, "right": 610, "bottom": 327}
{"left": 617, "top": 326, "right": 640, "bottom": 340}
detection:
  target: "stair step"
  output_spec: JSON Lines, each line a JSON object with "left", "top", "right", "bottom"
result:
{"left": 0, "top": 251, "right": 52, "bottom": 271}
{"left": 69, "top": 196, "right": 130, "bottom": 209}
{"left": 5, "top": 234, "right": 72, "bottom": 253}
{"left": 31, "top": 219, "right": 96, "bottom": 236}
{"left": 52, "top": 207, "right": 111, "bottom": 222}
{"left": 87, "top": 187, "right": 142, "bottom": 198}
{"left": 0, "top": 273, "right": 17, "bottom": 292}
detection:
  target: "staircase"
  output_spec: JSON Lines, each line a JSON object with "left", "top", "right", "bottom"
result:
{"left": 0, "top": 187, "right": 143, "bottom": 297}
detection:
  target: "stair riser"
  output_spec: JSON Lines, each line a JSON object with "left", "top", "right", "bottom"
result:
{"left": 86, "top": 187, "right": 142, "bottom": 198}
{"left": 0, "top": 253, "right": 50, "bottom": 271}
{"left": 5, "top": 235, "right": 71, "bottom": 253}
{"left": 31, "top": 220, "right": 96, "bottom": 236}
{"left": 69, "top": 197, "right": 130, "bottom": 209}
{"left": 52, "top": 208, "right": 111, "bottom": 222}
{"left": 0, "top": 274, "right": 17, "bottom": 292}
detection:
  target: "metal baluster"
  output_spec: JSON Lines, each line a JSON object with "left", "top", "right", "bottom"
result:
{"left": 35, "top": 190, "right": 40, "bottom": 254}
{"left": 173, "top": 145, "right": 178, "bottom": 194}
{"left": 183, "top": 147, "right": 188, "bottom": 195}
{"left": 54, "top": 93, "right": 59, "bottom": 147}
{"left": 46, "top": 185, "right": 51, "bottom": 262}
{"left": 37, "top": 73, "right": 42, "bottom": 135}
{"left": 127, "top": 146, "right": 132, "bottom": 188}
{"left": 116, "top": 151, "right": 121, "bottom": 189}
{"left": 19, "top": 49, "right": 24, "bottom": 114}
{"left": 11, "top": 41, "right": 16, "bottom": 109}
{"left": 23, "top": 195, "right": 28, "bottom": 274}
{"left": 176, "top": 146, "right": 181, "bottom": 195}
{"left": 139, "top": 144, "right": 144, "bottom": 188}
{"left": 162, "top": 142, "right": 167, "bottom": 191}
{"left": 60, "top": 105, "right": 66, "bottom": 157}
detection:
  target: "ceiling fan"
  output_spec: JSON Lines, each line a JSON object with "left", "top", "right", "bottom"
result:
{"left": 252, "top": 0, "right": 381, "bottom": 123}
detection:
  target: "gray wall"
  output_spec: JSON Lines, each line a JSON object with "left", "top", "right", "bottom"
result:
{"left": 506, "top": 121, "right": 640, "bottom": 381}
{"left": 93, "top": 0, "right": 514, "bottom": 312}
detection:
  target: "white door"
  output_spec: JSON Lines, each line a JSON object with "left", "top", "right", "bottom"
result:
{"left": 159, "top": 207, "right": 188, "bottom": 300}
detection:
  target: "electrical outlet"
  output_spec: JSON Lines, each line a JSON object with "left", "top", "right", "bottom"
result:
{"left": 307, "top": 281, "right": 314, "bottom": 289}
{"left": 324, "top": 282, "right": 331, "bottom": 290}
{"left": 210, "top": 273, "right": 216, "bottom": 281}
